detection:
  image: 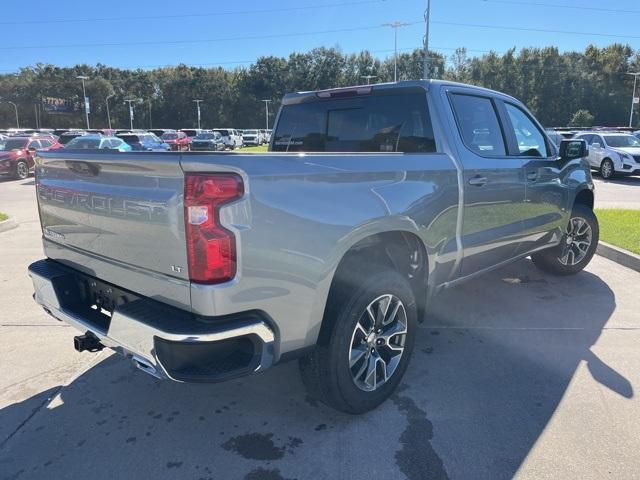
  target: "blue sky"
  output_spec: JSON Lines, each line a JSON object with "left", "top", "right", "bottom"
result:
{"left": 1, "top": 0, "right": 638, "bottom": 72}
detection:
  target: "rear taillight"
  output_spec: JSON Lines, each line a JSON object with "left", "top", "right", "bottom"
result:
{"left": 184, "top": 173, "right": 244, "bottom": 284}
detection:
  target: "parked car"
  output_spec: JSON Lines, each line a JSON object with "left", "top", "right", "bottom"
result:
{"left": 29, "top": 80, "right": 596, "bottom": 414}
{"left": 213, "top": 129, "right": 243, "bottom": 149}
{"left": 189, "top": 131, "right": 225, "bottom": 151}
{"left": 161, "top": 130, "right": 191, "bottom": 151}
{"left": 259, "top": 129, "right": 270, "bottom": 144}
{"left": 545, "top": 129, "right": 565, "bottom": 148}
{"left": 64, "top": 135, "right": 132, "bottom": 152}
{"left": 57, "top": 131, "right": 88, "bottom": 145}
{"left": 573, "top": 132, "right": 640, "bottom": 179}
{"left": 149, "top": 129, "right": 172, "bottom": 138}
{"left": 179, "top": 129, "right": 206, "bottom": 139}
{"left": 116, "top": 132, "right": 171, "bottom": 151}
{"left": 241, "top": 129, "right": 262, "bottom": 146}
{"left": 0, "top": 136, "right": 57, "bottom": 179}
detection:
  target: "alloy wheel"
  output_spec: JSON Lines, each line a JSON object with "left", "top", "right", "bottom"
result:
{"left": 559, "top": 216, "right": 593, "bottom": 266}
{"left": 16, "top": 162, "right": 28, "bottom": 179}
{"left": 348, "top": 294, "right": 408, "bottom": 392}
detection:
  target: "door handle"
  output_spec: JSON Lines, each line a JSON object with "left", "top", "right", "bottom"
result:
{"left": 526, "top": 171, "right": 538, "bottom": 181}
{"left": 468, "top": 175, "right": 488, "bottom": 186}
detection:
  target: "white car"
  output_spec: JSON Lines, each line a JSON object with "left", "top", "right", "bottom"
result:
{"left": 242, "top": 129, "right": 263, "bottom": 146}
{"left": 573, "top": 132, "right": 640, "bottom": 179}
{"left": 213, "top": 129, "right": 243, "bottom": 149}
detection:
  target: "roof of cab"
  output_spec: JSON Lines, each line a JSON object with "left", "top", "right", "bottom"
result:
{"left": 282, "top": 79, "right": 519, "bottom": 106}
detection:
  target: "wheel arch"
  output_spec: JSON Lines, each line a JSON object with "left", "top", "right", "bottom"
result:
{"left": 314, "top": 230, "right": 429, "bottom": 347}
{"left": 573, "top": 188, "right": 594, "bottom": 211}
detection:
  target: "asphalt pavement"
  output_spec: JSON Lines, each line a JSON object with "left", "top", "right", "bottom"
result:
{"left": 1, "top": 175, "right": 640, "bottom": 480}
{"left": 593, "top": 174, "right": 640, "bottom": 209}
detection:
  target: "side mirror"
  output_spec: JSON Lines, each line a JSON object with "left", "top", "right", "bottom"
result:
{"left": 559, "top": 139, "right": 588, "bottom": 161}
{"left": 591, "top": 142, "right": 601, "bottom": 149}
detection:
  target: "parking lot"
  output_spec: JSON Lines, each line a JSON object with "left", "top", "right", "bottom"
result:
{"left": 1, "top": 175, "right": 639, "bottom": 480}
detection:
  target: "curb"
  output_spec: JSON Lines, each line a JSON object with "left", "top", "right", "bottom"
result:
{"left": 0, "top": 218, "right": 17, "bottom": 233}
{"left": 596, "top": 241, "right": 640, "bottom": 273}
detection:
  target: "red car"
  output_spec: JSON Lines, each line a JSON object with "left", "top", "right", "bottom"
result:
{"left": 161, "top": 130, "right": 191, "bottom": 151}
{"left": 0, "top": 136, "right": 59, "bottom": 179}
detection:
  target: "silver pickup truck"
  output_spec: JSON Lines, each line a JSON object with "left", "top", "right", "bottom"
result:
{"left": 28, "top": 80, "right": 597, "bottom": 413}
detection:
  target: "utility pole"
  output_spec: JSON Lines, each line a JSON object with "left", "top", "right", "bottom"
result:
{"left": 148, "top": 99, "right": 153, "bottom": 129}
{"left": 124, "top": 99, "right": 136, "bottom": 130}
{"left": 627, "top": 72, "right": 640, "bottom": 128}
{"left": 76, "top": 75, "right": 90, "bottom": 129}
{"left": 361, "top": 75, "right": 377, "bottom": 85}
{"left": 423, "top": 0, "right": 432, "bottom": 79}
{"left": 261, "top": 99, "right": 272, "bottom": 129}
{"left": 106, "top": 94, "right": 114, "bottom": 130}
{"left": 382, "top": 21, "right": 410, "bottom": 82}
{"left": 193, "top": 99, "right": 203, "bottom": 129}
{"left": 1, "top": 100, "right": 19, "bottom": 128}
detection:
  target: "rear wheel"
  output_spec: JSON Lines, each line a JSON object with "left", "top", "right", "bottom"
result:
{"left": 299, "top": 269, "right": 417, "bottom": 414}
{"left": 14, "top": 160, "right": 29, "bottom": 180}
{"left": 531, "top": 203, "right": 599, "bottom": 276}
{"left": 600, "top": 159, "right": 615, "bottom": 179}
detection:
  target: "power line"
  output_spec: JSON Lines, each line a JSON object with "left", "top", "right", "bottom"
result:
{"left": 481, "top": 0, "right": 640, "bottom": 15}
{"left": 432, "top": 20, "right": 640, "bottom": 40}
{"left": 0, "top": 21, "right": 422, "bottom": 51}
{"left": 0, "top": 0, "right": 392, "bottom": 26}
{"left": 3, "top": 17, "right": 638, "bottom": 53}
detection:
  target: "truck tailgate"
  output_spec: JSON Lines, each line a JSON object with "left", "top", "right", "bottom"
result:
{"left": 35, "top": 151, "right": 191, "bottom": 309}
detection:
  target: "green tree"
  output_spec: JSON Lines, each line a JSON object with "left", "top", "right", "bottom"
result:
{"left": 569, "top": 109, "right": 595, "bottom": 127}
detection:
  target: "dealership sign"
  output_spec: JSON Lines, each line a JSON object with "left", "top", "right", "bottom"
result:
{"left": 42, "top": 96, "right": 75, "bottom": 114}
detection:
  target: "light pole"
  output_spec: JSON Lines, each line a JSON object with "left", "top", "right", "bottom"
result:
{"left": 423, "top": 0, "right": 432, "bottom": 79}
{"left": 261, "top": 99, "right": 272, "bottom": 130}
{"left": 124, "top": 99, "right": 137, "bottom": 130}
{"left": 627, "top": 72, "right": 640, "bottom": 128}
{"left": 382, "top": 21, "right": 410, "bottom": 82}
{"left": 193, "top": 99, "right": 203, "bottom": 129}
{"left": 105, "top": 94, "right": 114, "bottom": 130}
{"left": 361, "top": 75, "right": 377, "bottom": 85}
{"left": 76, "top": 75, "right": 90, "bottom": 129}
{"left": 148, "top": 99, "right": 152, "bottom": 129}
{"left": 1, "top": 100, "right": 19, "bottom": 128}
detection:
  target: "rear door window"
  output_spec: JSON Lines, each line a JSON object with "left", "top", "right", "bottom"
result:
{"left": 272, "top": 91, "right": 436, "bottom": 153}
{"left": 450, "top": 94, "right": 506, "bottom": 156}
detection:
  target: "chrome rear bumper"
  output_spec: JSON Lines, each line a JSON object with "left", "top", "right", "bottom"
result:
{"left": 28, "top": 259, "right": 276, "bottom": 382}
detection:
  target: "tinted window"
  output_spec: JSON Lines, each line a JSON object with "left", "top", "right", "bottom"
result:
{"left": 118, "top": 135, "right": 140, "bottom": 144}
{"left": 603, "top": 135, "right": 640, "bottom": 148}
{"left": 273, "top": 92, "right": 436, "bottom": 153}
{"left": 214, "top": 130, "right": 229, "bottom": 136}
{"left": 2, "top": 138, "right": 29, "bottom": 150}
{"left": 505, "top": 103, "right": 548, "bottom": 157}
{"left": 39, "top": 139, "right": 52, "bottom": 148}
{"left": 450, "top": 94, "right": 506, "bottom": 156}
{"left": 28, "top": 140, "right": 41, "bottom": 149}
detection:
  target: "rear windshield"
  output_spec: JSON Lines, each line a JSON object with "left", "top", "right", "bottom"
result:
{"left": 213, "top": 130, "right": 229, "bottom": 136}
{"left": 2, "top": 138, "right": 29, "bottom": 150}
{"left": 195, "top": 133, "right": 219, "bottom": 140}
{"left": 118, "top": 135, "right": 140, "bottom": 144}
{"left": 162, "top": 133, "right": 178, "bottom": 140}
{"left": 66, "top": 138, "right": 101, "bottom": 149}
{"left": 272, "top": 91, "right": 436, "bottom": 153}
{"left": 58, "top": 133, "right": 82, "bottom": 144}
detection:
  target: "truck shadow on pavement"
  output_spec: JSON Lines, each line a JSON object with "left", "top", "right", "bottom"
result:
{"left": 0, "top": 259, "right": 628, "bottom": 480}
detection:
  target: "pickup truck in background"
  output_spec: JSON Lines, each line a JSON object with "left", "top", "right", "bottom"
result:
{"left": 28, "top": 80, "right": 597, "bottom": 414}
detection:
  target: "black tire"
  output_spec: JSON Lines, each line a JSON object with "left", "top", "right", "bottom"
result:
{"left": 14, "top": 160, "right": 29, "bottom": 180}
{"left": 600, "top": 158, "right": 615, "bottom": 179}
{"left": 531, "top": 203, "right": 599, "bottom": 276}
{"left": 299, "top": 268, "right": 417, "bottom": 414}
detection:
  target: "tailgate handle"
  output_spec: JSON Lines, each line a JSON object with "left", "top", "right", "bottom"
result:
{"left": 66, "top": 161, "right": 101, "bottom": 176}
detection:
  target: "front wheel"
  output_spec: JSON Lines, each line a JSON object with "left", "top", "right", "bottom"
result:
{"left": 14, "top": 160, "right": 29, "bottom": 180}
{"left": 600, "top": 159, "right": 615, "bottom": 179}
{"left": 299, "top": 269, "right": 417, "bottom": 414}
{"left": 531, "top": 204, "right": 599, "bottom": 276}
